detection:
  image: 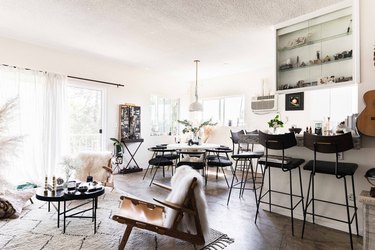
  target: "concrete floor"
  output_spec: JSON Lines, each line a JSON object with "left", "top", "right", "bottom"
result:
{"left": 114, "top": 168, "right": 363, "bottom": 250}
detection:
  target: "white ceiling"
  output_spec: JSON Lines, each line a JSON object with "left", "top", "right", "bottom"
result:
{"left": 0, "top": 0, "right": 342, "bottom": 80}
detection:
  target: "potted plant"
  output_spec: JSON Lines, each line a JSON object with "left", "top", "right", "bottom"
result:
{"left": 110, "top": 138, "right": 124, "bottom": 157}
{"left": 177, "top": 119, "right": 217, "bottom": 144}
{"left": 267, "top": 113, "right": 284, "bottom": 134}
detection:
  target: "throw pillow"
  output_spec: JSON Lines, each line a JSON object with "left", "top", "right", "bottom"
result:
{"left": 0, "top": 197, "right": 16, "bottom": 219}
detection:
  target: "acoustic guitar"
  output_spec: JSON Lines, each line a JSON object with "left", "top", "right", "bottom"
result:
{"left": 357, "top": 90, "right": 375, "bottom": 136}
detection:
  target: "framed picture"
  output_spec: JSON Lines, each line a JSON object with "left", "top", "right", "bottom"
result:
{"left": 285, "top": 92, "right": 304, "bottom": 111}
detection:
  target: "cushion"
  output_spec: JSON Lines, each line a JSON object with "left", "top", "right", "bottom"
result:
{"left": 304, "top": 160, "right": 358, "bottom": 176}
{"left": 0, "top": 197, "right": 16, "bottom": 219}
{"left": 0, "top": 189, "right": 35, "bottom": 219}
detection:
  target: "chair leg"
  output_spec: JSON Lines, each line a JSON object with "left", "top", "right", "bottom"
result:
{"left": 142, "top": 164, "right": 152, "bottom": 180}
{"left": 227, "top": 160, "right": 239, "bottom": 205}
{"left": 344, "top": 177, "right": 354, "bottom": 250}
{"left": 255, "top": 165, "right": 267, "bottom": 224}
{"left": 302, "top": 172, "right": 313, "bottom": 239}
{"left": 221, "top": 167, "right": 230, "bottom": 188}
{"left": 312, "top": 173, "right": 315, "bottom": 224}
{"left": 119, "top": 225, "right": 133, "bottom": 250}
{"left": 289, "top": 170, "right": 294, "bottom": 236}
{"left": 241, "top": 159, "right": 250, "bottom": 197}
{"left": 149, "top": 165, "right": 159, "bottom": 187}
{"left": 351, "top": 175, "right": 359, "bottom": 236}
{"left": 298, "top": 166, "right": 305, "bottom": 213}
{"left": 249, "top": 159, "right": 258, "bottom": 202}
{"left": 268, "top": 166, "right": 271, "bottom": 212}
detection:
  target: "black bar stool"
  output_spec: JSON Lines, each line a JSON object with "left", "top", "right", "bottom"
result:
{"left": 302, "top": 132, "right": 359, "bottom": 249}
{"left": 255, "top": 131, "right": 305, "bottom": 236}
{"left": 227, "top": 150, "right": 264, "bottom": 205}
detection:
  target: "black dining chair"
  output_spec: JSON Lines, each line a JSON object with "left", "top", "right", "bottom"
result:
{"left": 230, "top": 130, "right": 245, "bottom": 154}
{"left": 147, "top": 147, "right": 176, "bottom": 186}
{"left": 255, "top": 131, "right": 305, "bottom": 236}
{"left": 205, "top": 147, "right": 233, "bottom": 187}
{"left": 302, "top": 132, "right": 358, "bottom": 249}
{"left": 177, "top": 150, "right": 206, "bottom": 177}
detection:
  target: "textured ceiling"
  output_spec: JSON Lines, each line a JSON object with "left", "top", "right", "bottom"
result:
{"left": 0, "top": 0, "right": 342, "bottom": 80}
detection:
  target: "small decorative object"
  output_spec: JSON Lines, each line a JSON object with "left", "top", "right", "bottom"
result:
{"left": 289, "top": 126, "right": 302, "bottom": 134}
{"left": 57, "top": 177, "right": 64, "bottom": 185}
{"left": 66, "top": 180, "right": 76, "bottom": 193}
{"left": 285, "top": 92, "right": 304, "bottom": 111}
{"left": 178, "top": 119, "right": 217, "bottom": 145}
{"left": 86, "top": 176, "right": 93, "bottom": 182}
{"left": 267, "top": 113, "right": 284, "bottom": 134}
{"left": 60, "top": 156, "right": 80, "bottom": 182}
{"left": 77, "top": 185, "right": 88, "bottom": 193}
{"left": 323, "top": 55, "right": 331, "bottom": 63}
{"left": 52, "top": 176, "right": 56, "bottom": 192}
{"left": 44, "top": 176, "right": 48, "bottom": 193}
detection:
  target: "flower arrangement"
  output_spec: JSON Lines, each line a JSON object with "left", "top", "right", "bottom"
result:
{"left": 60, "top": 156, "right": 80, "bottom": 181}
{"left": 268, "top": 113, "right": 284, "bottom": 129}
{"left": 177, "top": 119, "right": 217, "bottom": 134}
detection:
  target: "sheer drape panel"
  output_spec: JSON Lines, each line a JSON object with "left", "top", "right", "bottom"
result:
{"left": 0, "top": 66, "right": 66, "bottom": 185}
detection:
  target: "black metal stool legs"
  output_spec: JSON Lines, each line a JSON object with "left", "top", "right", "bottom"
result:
{"left": 343, "top": 176, "right": 353, "bottom": 250}
{"left": 351, "top": 175, "right": 359, "bottom": 236}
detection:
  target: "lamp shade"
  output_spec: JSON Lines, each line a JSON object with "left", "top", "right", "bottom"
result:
{"left": 189, "top": 101, "right": 203, "bottom": 112}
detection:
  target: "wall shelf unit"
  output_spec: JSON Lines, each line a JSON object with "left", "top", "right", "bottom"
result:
{"left": 275, "top": 1, "right": 358, "bottom": 92}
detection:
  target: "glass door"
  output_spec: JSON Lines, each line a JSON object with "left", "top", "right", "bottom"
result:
{"left": 65, "top": 84, "right": 104, "bottom": 154}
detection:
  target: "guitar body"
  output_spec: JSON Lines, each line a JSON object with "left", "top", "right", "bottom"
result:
{"left": 357, "top": 90, "right": 375, "bottom": 136}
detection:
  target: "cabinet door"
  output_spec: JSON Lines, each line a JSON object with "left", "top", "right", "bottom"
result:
{"left": 276, "top": 6, "right": 353, "bottom": 92}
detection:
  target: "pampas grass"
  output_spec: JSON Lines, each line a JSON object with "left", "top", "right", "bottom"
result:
{"left": 0, "top": 97, "right": 22, "bottom": 190}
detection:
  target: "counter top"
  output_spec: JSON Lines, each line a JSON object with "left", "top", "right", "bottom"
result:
{"left": 359, "top": 190, "right": 375, "bottom": 205}
{"left": 239, "top": 133, "right": 361, "bottom": 149}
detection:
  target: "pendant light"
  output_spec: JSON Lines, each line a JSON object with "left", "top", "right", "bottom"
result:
{"left": 189, "top": 59, "right": 203, "bottom": 112}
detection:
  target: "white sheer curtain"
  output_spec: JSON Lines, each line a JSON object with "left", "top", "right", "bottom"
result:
{"left": 0, "top": 65, "right": 66, "bottom": 186}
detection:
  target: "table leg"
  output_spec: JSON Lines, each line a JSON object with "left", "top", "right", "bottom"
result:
{"left": 123, "top": 142, "right": 143, "bottom": 169}
{"left": 57, "top": 201, "right": 60, "bottom": 228}
{"left": 48, "top": 201, "right": 50, "bottom": 212}
{"left": 94, "top": 198, "right": 97, "bottom": 234}
{"left": 63, "top": 201, "right": 66, "bottom": 234}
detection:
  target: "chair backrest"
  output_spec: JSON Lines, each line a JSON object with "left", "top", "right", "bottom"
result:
{"left": 178, "top": 150, "right": 206, "bottom": 162}
{"left": 258, "top": 131, "right": 297, "bottom": 150}
{"left": 303, "top": 132, "right": 353, "bottom": 154}
{"left": 230, "top": 130, "right": 245, "bottom": 144}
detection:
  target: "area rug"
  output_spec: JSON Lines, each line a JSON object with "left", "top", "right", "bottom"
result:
{"left": 0, "top": 189, "right": 234, "bottom": 250}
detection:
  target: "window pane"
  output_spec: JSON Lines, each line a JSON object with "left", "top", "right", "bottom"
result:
{"left": 66, "top": 86, "right": 102, "bottom": 153}
{"left": 150, "top": 95, "right": 180, "bottom": 136}
{"left": 224, "top": 96, "right": 244, "bottom": 127}
{"left": 203, "top": 99, "right": 221, "bottom": 124}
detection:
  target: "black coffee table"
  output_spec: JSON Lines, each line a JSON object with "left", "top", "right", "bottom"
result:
{"left": 35, "top": 187, "right": 105, "bottom": 233}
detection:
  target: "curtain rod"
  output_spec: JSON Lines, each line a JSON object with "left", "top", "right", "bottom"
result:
{"left": 1, "top": 63, "right": 125, "bottom": 88}
{"left": 67, "top": 75, "right": 124, "bottom": 88}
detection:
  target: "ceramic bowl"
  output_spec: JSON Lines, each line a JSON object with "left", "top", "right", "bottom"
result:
{"left": 289, "top": 127, "right": 302, "bottom": 134}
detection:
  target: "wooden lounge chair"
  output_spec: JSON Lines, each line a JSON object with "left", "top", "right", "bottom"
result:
{"left": 112, "top": 166, "right": 208, "bottom": 249}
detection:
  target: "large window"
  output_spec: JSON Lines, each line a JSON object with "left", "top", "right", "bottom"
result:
{"left": 203, "top": 95, "right": 245, "bottom": 127}
{"left": 65, "top": 84, "right": 105, "bottom": 153}
{"left": 150, "top": 95, "right": 180, "bottom": 136}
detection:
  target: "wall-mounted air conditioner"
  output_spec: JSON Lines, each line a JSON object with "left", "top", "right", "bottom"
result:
{"left": 251, "top": 95, "right": 278, "bottom": 113}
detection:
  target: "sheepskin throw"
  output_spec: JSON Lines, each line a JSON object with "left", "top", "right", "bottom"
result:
{"left": 164, "top": 165, "right": 209, "bottom": 239}
{"left": 75, "top": 151, "right": 112, "bottom": 183}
